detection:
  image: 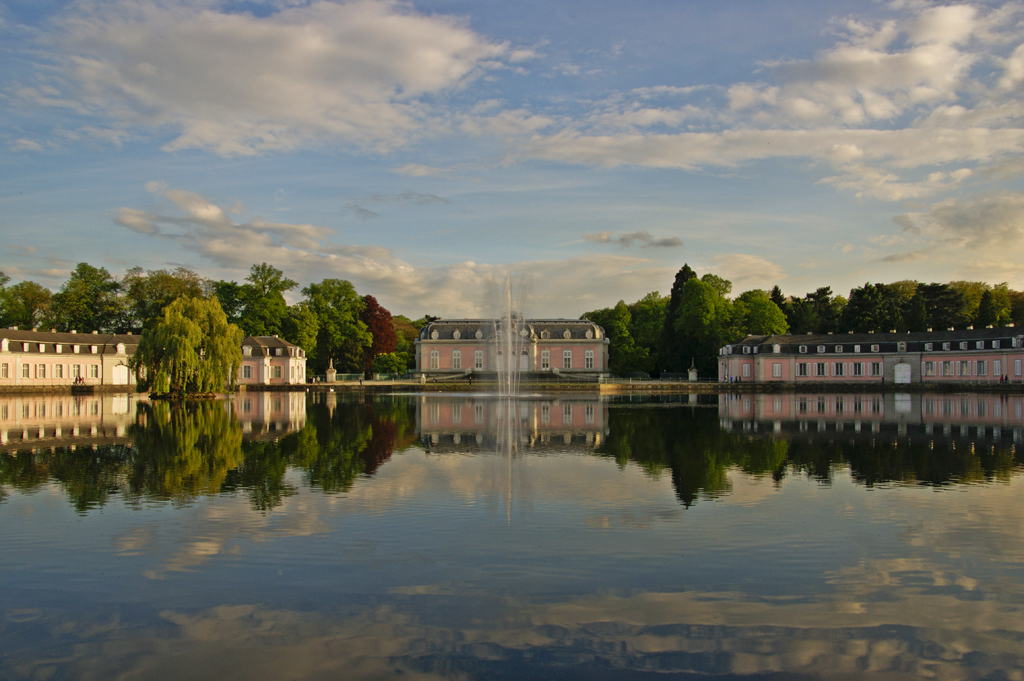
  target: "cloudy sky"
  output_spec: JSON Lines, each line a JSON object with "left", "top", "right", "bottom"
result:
{"left": 3, "top": 0, "right": 1024, "bottom": 317}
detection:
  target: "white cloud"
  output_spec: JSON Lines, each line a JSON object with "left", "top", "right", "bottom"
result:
{"left": 11, "top": 138, "right": 44, "bottom": 151}
{"left": 709, "top": 254, "right": 786, "bottom": 292}
{"left": 584, "top": 231, "right": 681, "bottom": 248}
{"left": 113, "top": 184, "right": 674, "bottom": 317}
{"left": 895, "top": 190, "right": 1024, "bottom": 250}
{"left": 391, "top": 163, "right": 448, "bottom": 177}
{"left": 31, "top": 0, "right": 513, "bottom": 155}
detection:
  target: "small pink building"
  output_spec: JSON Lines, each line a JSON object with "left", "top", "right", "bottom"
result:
{"left": 415, "top": 319, "right": 610, "bottom": 378}
{"left": 720, "top": 327, "right": 1024, "bottom": 385}
{"left": 238, "top": 336, "right": 307, "bottom": 386}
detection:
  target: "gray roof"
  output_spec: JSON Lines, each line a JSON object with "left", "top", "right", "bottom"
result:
{"left": 726, "top": 327, "right": 1023, "bottom": 355}
{"left": 418, "top": 318, "right": 605, "bottom": 341}
{"left": 0, "top": 329, "right": 138, "bottom": 355}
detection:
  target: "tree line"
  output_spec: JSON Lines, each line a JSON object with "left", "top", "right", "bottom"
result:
{"left": 0, "top": 262, "right": 426, "bottom": 378}
{"left": 583, "top": 264, "right": 1024, "bottom": 378}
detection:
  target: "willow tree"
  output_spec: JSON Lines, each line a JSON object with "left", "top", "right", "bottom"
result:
{"left": 132, "top": 297, "right": 243, "bottom": 395}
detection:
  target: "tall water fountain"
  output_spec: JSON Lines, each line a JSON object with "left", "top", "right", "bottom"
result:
{"left": 495, "top": 271, "right": 525, "bottom": 398}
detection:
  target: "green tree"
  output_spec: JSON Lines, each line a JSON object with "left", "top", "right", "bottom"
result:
{"left": 238, "top": 263, "right": 298, "bottom": 337}
{"left": 281, "top": 303, "right": 320, "bottom": 357}
{"left": 46, "top": 263, "right": 122, "bottom": 332}
{"left": 131, "top": 297, "right": 243, "bottom": 395}
{"left": 674, "top": 277, "right": 733, "bottom": 377}
{"left": 371, "top": 352, "right": 407, "bottom": 375}
{"left": 301, "top": 279, "right": 371, "bottom": 373}
{"left": 733, "top": 289, "right": 789, "bottom": 336}
{"left": 976, "top": 285, "right": 1012, "bottom": 327}
{"left": 659, "top": 264, "right": 697, "bottom": 373}
{"left": 0, "top": 280, "right": 52, "bottom": 329}
{"left": 122, "top": 266, "right": 207, "bottom": 331}
{"left": 948, "top": 280, "right": 989, "bottom": 327}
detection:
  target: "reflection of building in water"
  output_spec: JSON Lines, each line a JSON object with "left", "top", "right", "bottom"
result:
{"left": 0, "top": 393, "right": 136, "bottom": 451}
{"left": 233, "top": 391, "right": 306, "bottom": 439}
{"left": 719, "top": 392, "right": 1024, "bottom": 443}
{"left": 416, "top": 396, "right": 608, "bottom": 452}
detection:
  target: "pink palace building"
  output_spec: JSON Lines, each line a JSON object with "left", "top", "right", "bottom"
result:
{"left": 415, "top": 319, "right": 610, "bottom": 378}
{"left": 720, "top": 327, "right": 1024, "bottom": 385}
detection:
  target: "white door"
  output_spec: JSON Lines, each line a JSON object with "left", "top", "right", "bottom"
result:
{"left": 894, "top": 362, "right": 911, "bottom": 384}
{"left": 112, "top": 365, "right": 129, "bottom": 385}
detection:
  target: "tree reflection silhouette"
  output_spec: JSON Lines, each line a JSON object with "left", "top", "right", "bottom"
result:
{"left": 598, "top": 404, "right": 1023, "bottom": 507}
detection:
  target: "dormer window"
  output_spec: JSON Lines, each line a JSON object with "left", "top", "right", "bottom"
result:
{"left": 38, "top": 343, "right": 45, "bottom": 353}
{"left": 835, "top": 345, "right": 843, "bottom": 353}
{"left": 994, "top": 340, "right": 1001, "bottom": 349}
{"left": 772, "top": 344, "right": 780, "bottom": 354}
{"left": 943, "top": 342, "right": 950, "bottom": 350}
{"left": 960, "top": 342, "right": 968, "bottom": 350}
{"left": 90, "top": 345, "right": 98, "bottom": 354}
{"left": 817, "top": 345, "right": 826, "bottom": 353}
{"left": 116, "top": 343, "right": 125, "bottom": 354}
{"left": 976, "top": 341, "right": 984, "bottom": 349}
{"left": 897, "top": 342, "right": 907, "bottom": 352}
{"left": 925, "top": 343, "right": 933, "bottom": 351}
{"left": 22, "top": 343, "right": 28, "bottom": 352}
{"left": 73, "top": 345, "right": 80, "bottom": 354}
{"left": 743, "top": 346, "right": 751, "bottom": 354}
{"left": 871, "top": 344, "right": 880, "bottom": 352}
{"left": 243, "top": 345, "right": 252, "bottom": 356}
{"left": 56, "top": 344, "right": 62, "bottom": 353}
{"left": 854, "top": 345, "right": 861, "bottom": 353}
{"left": 799, "top": 345, "right": 807, "bottom": 354}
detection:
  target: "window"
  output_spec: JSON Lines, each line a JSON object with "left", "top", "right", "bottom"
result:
{"left": 943, "top": 342, "right": 950, "bottom": 350}
{"left": 817, "top": 345, "right": 826, "bottom": 353}
{"left": 995, "top": 359, "right": 1002, "bottom": 376}
{"left": 89, "top": 365, "right": 99, "bottom": 379}
{"left": 799, "top": 345, "right": 807, "bottom": 354}
{"left": 870, "top": 362, "right": 882, "bottom": 376}
{"left": 243, "top": 345, "right": 252, "bottom": 356}
{"left": 994, "top": 340, "right": 1001, "bottom": 349}
{"left": 73, "top": 345, "right": 80, "bottom": 354}
{"left": 35, "top": 364, "right": 45, "bottom": 379}
{"left": 743, "top": 346, "right": 751, "bottom": 354}
{"left": 897, "top": 342, "right": 907, "bottom": 352}
{"left": 429, "top": 350, "right": 439, "bottom": 370}
{"left": 452, "top": 350, "right": 462, "bottom": 370}
{"left": 540, "top": 403, "right": 550, "bottom": 424}
{"left": 925, "top": 343, "right": 933, "bottom": 351}
{"left": 959, "top": 361, "right": 970, "bottom": 376}
{"left": 835, "top": 345, "right": 843, "bottom": 353}
{"left": 772, "top": 344, "right": 780, "bottom": 354}
{"left": 833, "top": 362, "right": 845, "bottom": 377}
{"left": 54, "top": 364, "right": 63, "bottom": 379}
{"left": 854, "top": 345, "right": 861, "bottom": 353}
{"left": 942, "top": 361, "right": 953, "bottom": 376}
{"left": 923, "top": 361, "right": 935, "bottom": 376}
{"left": 797, "top": 363, "right": 809, "bottom": 377}
{"left": 541, "top": 350, "right": 550, "bottom": 369}
{"left": 814, "top": 363, "right": 827, "bottom": 377}
{"left": 22, "top": 364, "right": 30, "bottom": 378}
{"left": 0, "top": 363, "right": 7, "bottom": 379}
{"left": 270, "top": 366, "right": 282, "bottom": 379}
{"left": 741, "top": 364, "right": 751, "bottom": 378}
{"left": 977, "top": 341, "right": 985, "bottom": 350}
{"left": 585, "top": 350, "right": 594, "bottom": 369}
{"left": 871, "top": 344, "right": 880, "bottom": 352}
{"left": 474, "top": 350, "right": 483, "bottom": 369}
{"left": 91, "top": 345, "right": 98, "bottom": 354}
{"left": 56, "top": 344, "right": 62, "bottom": 353}
{"left": 585, "top": 404, "right": 595, "bottom": 424}
{"left": 1016, "top": 359, "right": 1022, "bottom": 376}
{"left": 72, "top": 364, "right": 81, "bottom": 378}
{"left": 242, "top": 365, "right": 252, "bottom": 379}
{"left": 563, "top": 404, "right": 572, "bottom": 424}
{"left": 772, "top": 362, "right": 782, "bottom": 378}
{"left": 960, "top": 342, "right": 968, "bottom": 350}
{"left": 563, "top": 350, "right": 572, "bottom": 369}
{"left": 977, "top": 360, "right": 987, "bottom": 376}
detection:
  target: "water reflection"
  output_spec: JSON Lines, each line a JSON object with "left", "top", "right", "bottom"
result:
{"left": 416, "top": 395, "right": 606, "bottom": 452}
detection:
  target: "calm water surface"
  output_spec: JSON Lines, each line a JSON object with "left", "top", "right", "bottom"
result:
{"left": 1, "top": 391, "right": 1023, "bottom": 680}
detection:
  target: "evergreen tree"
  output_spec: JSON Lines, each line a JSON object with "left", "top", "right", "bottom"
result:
{"left": 659, "top": 264, "right": 696, "bottom": 373}
{"left": 46, "top": 263, "right": 122, "bottom": 332}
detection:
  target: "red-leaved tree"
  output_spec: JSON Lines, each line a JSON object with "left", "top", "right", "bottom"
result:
{"left": 360, "top": 295, "right": 397, "bottom": 371}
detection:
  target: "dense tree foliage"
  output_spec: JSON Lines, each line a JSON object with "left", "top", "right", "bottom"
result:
{"left": 131, "top": 297, "right": 243, "bottom": 395}
{"left": 47, "top": 263, "right": 122, "bottom": 333}
{"left": 360, "top": 295, "right": 397, "bottom": 372}
{"left": 301, "top": 278, "right": 372, "bottom": 373}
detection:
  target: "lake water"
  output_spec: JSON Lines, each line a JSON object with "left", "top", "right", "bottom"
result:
{"left": 2, "top": 390, "right": 1023, "bottom": 680}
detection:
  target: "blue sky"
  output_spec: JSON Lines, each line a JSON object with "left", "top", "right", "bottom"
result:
{"left": 3, "top": 0, "right": 1024, "bottom": 317}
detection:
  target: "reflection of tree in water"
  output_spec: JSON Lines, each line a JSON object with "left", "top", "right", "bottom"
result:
{"left": 128, "top": 401, "right": 244, "bottom": 504}
{"left": 598, "top": 405, "right": 1023, "bottom": 507}
{"left": 0, "top": 397, "right": 418, "bottom": 514}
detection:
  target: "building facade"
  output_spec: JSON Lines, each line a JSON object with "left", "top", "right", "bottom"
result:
{"left": 415, "top": 319, "right": 610, "bottom": 377}
{"left": 0, "top": 329, "right": 138, "bottom": 388}
{"left": 238, "top": 336, "right": 307, "bottom": 386}
{"left": 720, "top": 327, "right": 1024, "bottom": 384}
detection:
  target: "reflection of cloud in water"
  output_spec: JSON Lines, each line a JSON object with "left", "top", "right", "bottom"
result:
{"left": 19, "top": 581, "right": 1023, "bottom": 680}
